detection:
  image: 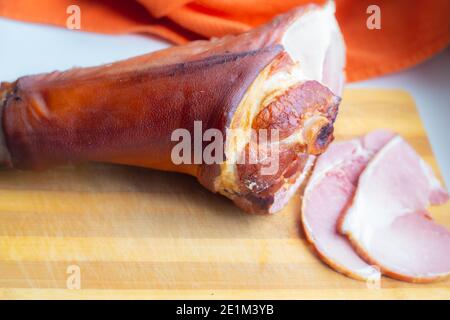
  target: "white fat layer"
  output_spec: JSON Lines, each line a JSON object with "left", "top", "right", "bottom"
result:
{"left": 260, "top": 64, "right": 309, "bottom": 107}
{"left": 281, "top": 1, "right": 337, "bottom": 85}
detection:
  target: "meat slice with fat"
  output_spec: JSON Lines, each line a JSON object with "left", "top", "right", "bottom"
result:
{"left": 340, "top": 135, "right": 450, "bottom": 282}
{"left": 302, "top": 130, "right": 395, "bottom": 280}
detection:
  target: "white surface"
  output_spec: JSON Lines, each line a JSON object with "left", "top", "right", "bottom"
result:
{"left": 0, "top": 18, "right": 449, "bottom": 185}
{"left": 0, "top": 18, "right": 170, "bottom": 80}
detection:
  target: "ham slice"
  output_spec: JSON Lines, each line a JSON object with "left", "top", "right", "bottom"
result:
{"left": 340, "top": 135, "right": 450, "bottom": 282}
{"left": 302, "top": 129, "right": 395, "bottom": 280}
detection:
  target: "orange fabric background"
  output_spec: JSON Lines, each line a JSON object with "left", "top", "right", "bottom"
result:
{"left": 0, "top": 0, "right": 448, "bottom": 81}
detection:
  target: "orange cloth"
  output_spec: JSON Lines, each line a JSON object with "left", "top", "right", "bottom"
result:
{"left": 0, "top": 0, "right": 448, "bottom": 81}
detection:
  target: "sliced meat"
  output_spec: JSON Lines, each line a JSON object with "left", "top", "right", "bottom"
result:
{"left": 339, "top": 136, "right": 450, "bottom": 282}
{"left": 302, "top": 130, "right": 395, "bottom": 280}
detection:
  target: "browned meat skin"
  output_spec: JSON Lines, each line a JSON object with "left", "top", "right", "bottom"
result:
{"left": 1, "top": 47, "right": 281, "bottom": 174}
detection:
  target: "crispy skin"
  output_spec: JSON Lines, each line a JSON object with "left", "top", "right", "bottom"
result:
{"left": 1, "top": 47, "right": 281, "bottom": 172}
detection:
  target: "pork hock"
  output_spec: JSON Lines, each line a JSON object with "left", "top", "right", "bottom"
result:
{"left": 0, "top": 3, "right": 345, "bottom": 214}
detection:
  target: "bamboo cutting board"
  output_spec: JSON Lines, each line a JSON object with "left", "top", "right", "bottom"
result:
{"left": 0, "top": 89, "right": 448, "bottom": 300}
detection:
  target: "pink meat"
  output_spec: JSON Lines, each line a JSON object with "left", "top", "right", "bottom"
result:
{"left": 302, "top": 130, "right": 395, "bottom": 280}
{"left": 340, "top": 136, "right": 450, "bottom": 282}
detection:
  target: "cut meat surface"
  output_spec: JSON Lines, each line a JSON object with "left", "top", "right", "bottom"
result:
{"left": 340, "top": 136, "right": 450, "bottom": 282}
{"left": 302, "top": 129, "right": 395, "bottom": 280}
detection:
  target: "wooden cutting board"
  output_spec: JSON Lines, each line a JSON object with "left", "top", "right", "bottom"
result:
{"left": 0, "top": 89, "right": 448, "bottom": 300}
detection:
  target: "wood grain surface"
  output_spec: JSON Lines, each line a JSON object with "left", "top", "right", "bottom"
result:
{"left": 0, "top": 89, "right": 448, "bottom": 300}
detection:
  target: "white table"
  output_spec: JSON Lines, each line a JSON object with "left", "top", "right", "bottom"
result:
{"left": 1, "top": 18, "right": 449, "bottom": 184}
